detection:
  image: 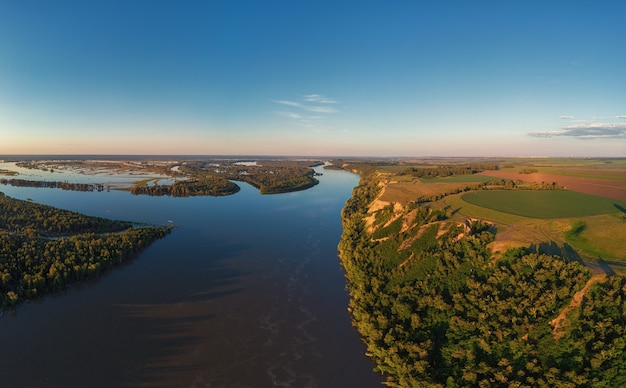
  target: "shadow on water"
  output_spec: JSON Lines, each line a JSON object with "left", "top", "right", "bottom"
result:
{"left": 0, "top": 168, "right": 382, "bottom": 388}
{"left": 1, "top": 243, "right": 166, "bottom": 316}
{"left": 117, "top": 243, "right": 252, "bottom": 387}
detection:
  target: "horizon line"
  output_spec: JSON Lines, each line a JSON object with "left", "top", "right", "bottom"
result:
{"left": 2, "top": 154, "right": 625, "bottom": 160}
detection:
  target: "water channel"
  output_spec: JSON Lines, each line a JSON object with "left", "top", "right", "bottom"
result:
{"left": 0, "top": 166, "right": 381, "bottom": 387}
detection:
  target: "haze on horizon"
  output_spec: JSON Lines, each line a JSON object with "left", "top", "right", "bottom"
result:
{"left": 1, "top": 1, "right": 625, "bottom": 157}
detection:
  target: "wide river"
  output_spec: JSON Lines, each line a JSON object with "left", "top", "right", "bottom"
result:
{"left": 0, "top": 166, "right": 381, "bottom": 387}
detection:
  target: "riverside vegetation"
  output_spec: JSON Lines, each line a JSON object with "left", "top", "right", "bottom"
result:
{"left": 1, "top": 158, "right": 320, "bottom": 196}
{"left": 0, "top": 192, "right": 171, "bottom": 308}
{"left": 130, "top": 160, "right": 320, "bottom": 196}
{"left": 337, "top": 160, "right": 625, "bottom": 387}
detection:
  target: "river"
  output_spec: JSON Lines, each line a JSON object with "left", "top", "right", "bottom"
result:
{"left": 0, "top": 166, "right": 381, "bottom": 387}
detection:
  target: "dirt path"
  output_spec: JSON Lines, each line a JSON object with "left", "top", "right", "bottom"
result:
{"left": 550, "top": 273, "right": 606, "bottom": 340}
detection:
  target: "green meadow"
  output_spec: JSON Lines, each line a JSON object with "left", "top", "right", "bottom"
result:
{"left": 462, "top": 190, "right": 626, "bottom": 219}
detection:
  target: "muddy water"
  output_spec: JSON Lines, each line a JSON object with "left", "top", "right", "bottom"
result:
{"left": 0, "top": 166, "right": 381, "bottom": 387}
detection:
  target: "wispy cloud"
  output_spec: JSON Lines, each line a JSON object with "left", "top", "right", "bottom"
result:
{"left": 528, "top": 116, "right": 626, "bottom": 140}
{"left": 273, "top": 94, "right": 339, "bottom": 131}
{"left": 277, "top": 111, "right": 303, "bottom": 119}
{"left": 305, "top": 105, "right": 338, "bottom": 114}
{"left": 273, "top": 100, "right": 302, "bottom": 107}
{"left": 302, "top": 94, "right": 337, "bottom": 104}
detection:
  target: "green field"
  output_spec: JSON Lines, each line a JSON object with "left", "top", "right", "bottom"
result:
{"left": 462, "top": 190, "right": 626, "bottom": 219}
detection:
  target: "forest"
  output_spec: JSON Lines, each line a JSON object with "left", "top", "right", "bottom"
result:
{"left": 130, "top": 176, "right": 240, "bottom": 197}
{"left": 0, "top": 192, "right": 171, "bottom": 308}
{"left": 338, "top": 165, "right": 625, "bottom": 387}
{"left": 399, "top": 164, "right": 500, "bottom": 178}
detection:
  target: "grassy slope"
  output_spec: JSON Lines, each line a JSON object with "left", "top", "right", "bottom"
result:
{"left": 376, "top": 159, "right": 626, "bottom": 267}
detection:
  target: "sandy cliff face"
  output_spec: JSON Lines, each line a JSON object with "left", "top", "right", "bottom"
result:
{"left": 362, "top": 175, "right": 407, "bottom": 234}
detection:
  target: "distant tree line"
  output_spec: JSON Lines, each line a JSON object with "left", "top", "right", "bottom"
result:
{"left": 399, "top": 164, "right": 499, "bottom": 178}
{"left": 130, "top": 177, "right": 239, "bottom": 197}
{"left": 413, "top": 179, "right": 565, "bottom": 204}
{"left": 1, "top": 178, "right": 108, "bottom": 192}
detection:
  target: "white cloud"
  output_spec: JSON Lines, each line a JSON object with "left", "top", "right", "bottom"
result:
{"left": 272, "top": 93, "right": 339, "bottom": 131}
{"left": 529, "top": 122, "right": 626, "bottom": 139}
{"left": 559, "top": 115, "right": 574, "bottom": 120}
{"left": 277, "top": 111, "right": 303, "bottom": 119}
{"left": 302, "top": 94, "right": 337, "bottom": 104}
{"left": 304, "top": 105, "right": 338, "bottom": 114}
{"left": 273, "top": 100, "right": 302, "bottom": 107}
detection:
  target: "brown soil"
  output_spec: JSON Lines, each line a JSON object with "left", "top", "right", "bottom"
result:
{"left": 479, "top": 171, "right": 626, "bottom": 201}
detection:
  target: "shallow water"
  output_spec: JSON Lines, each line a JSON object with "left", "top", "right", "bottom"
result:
{"left": 0, "top": 166, "right": 381, "bottom": 387}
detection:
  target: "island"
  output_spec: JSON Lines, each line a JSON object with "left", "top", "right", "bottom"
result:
{"left": 0, "top": 158, "right": 322, "bottom": 197}
{"left": 0, "top": 192, "right": 171, "bottom": 309}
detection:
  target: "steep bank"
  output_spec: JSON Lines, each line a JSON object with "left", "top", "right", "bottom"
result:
{"left": 338, "top": 167, "right": 626, "bottom": 387}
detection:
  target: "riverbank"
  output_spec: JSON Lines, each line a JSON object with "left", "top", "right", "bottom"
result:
{"left": 337, "top": 163, "right": 626, "bottom": 386}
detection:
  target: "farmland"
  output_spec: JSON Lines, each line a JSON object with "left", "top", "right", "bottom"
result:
{"left": 338, "top": 158, "right": 626, "bottom": 386}
{"left": 461, "top": 190, "right": 626, "bottom": 219}
{"left": 479, "top": 158, "right": 626, "bottom": 201}
{"left": 356, "top": 157, "right": 626, "bottom": 268}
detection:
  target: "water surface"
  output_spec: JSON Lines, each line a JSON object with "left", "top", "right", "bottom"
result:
{"left": 0, "top": 166, "right": 381, "bottom": 387}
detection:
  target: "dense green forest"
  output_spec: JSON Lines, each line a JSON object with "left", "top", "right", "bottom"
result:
{"left": 0, "top": 193, "right": 171, "bottom": 308}
{"left": 399, "top": 164, "right": 500, "bottom": 178}
{"left": 130, "top": 176, "right": 240, "bottom": 197}
{"left": 338, "top": 168, "right": 625, "bottom": 387}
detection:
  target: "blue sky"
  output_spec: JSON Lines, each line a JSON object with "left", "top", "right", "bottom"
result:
{"left": 1, "top": 1, "right": 625, "bottom": 156}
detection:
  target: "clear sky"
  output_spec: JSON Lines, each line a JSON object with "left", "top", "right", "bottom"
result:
{"left": 1, "top": 1, "right": 625, "bottom": 157}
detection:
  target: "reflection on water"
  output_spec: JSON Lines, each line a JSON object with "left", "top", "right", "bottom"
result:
{"left": 0, "top": 166, "right": 381, "bottom": 387}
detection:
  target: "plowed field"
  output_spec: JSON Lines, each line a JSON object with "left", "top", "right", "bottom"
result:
{"left": 479, "top": 170, "right": 626, "bottom": 201}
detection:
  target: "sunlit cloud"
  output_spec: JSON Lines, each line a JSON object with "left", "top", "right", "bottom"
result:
{"left": 558, "top": 115, "right": 574, "bottom": 120}
{"left": 529, "top": 122, "right": 626, "bottom": 139}
{"left": 273, "top": 94, "right": 339, "bottom": 131}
